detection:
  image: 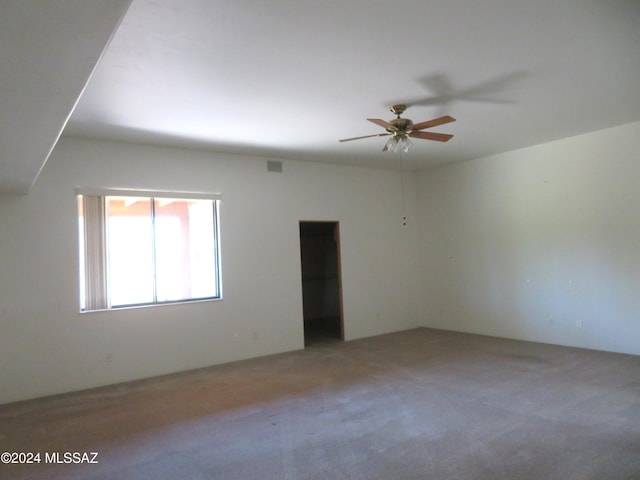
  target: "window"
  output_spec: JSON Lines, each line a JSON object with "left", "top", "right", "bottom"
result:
{"left": 77, "top": 189, "right": 221, "bottom": 311}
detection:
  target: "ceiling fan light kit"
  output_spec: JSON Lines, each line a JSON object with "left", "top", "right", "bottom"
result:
{"left": 339, "top": 104, "right": 455, "bottom": 152}
{"left": 384, "top": 134, "right": 412, "bottom": 153}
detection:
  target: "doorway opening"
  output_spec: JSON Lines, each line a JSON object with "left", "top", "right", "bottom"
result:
{"left": 299, "top": 221, "right": 344, "bottom": 346}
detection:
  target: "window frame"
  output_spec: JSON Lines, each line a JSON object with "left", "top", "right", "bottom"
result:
{"left": 77, "top": 188, "right": 222, "bottom": 312}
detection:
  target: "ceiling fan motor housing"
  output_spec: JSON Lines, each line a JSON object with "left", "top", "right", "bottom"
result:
{"left": 389, "top": 117, "right": 413, "bottom": 133}
{"left": 388, "top": 104, "right": 413, "bottom": 133}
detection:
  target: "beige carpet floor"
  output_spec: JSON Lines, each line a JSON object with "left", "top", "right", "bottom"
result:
{"left": 1, "top": 327, "right": 639, "bottom": 479}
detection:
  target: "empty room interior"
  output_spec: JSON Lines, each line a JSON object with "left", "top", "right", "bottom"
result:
{"left": 1, "top": 1, "right": 640, "bottom": 479}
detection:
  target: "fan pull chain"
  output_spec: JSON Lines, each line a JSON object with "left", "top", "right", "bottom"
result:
{"left": 400, "top": 149, "right": 407, "bottom": 226}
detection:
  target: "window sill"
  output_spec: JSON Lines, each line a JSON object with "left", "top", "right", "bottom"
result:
{"left": 80, "top": 296, "right": 223, "bottom": 313}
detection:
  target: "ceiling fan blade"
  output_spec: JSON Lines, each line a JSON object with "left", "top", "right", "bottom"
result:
{"left": 367, "top": 118, "right": 396, "bottom": 131}
{"left": 409, "top": 131, "right": 454, "bottom": 142}
{"left": 339, "top": 132, "right": 390, "bottom": 143}
{"left": 411, "top": 115, "right": 456, "bottom": 131}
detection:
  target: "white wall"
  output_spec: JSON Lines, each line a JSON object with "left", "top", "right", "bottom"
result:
{"left": 0, "top": 137, "right": 421, "bottom": 404}
{"left": 6, "top": 120, "right": 638, "bottom": 405}
{"left": 417, "top": 121, "right": 640, "bottom": 355}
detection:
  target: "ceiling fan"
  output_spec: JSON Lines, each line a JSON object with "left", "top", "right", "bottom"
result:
{"left": 339, "top": 104, "right": 455, "bottom": 152}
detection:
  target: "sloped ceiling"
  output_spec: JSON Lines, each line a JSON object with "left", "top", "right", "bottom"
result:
{"left": 3, "top": 1, "right": 640, "bottom": 194}
{"left": 0, "top": 0, "right": 131, "bottom": 194}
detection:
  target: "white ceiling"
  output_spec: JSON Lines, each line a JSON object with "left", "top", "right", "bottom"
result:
{"left": 3, "top": 1, "right": 640, "bottom": 194}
